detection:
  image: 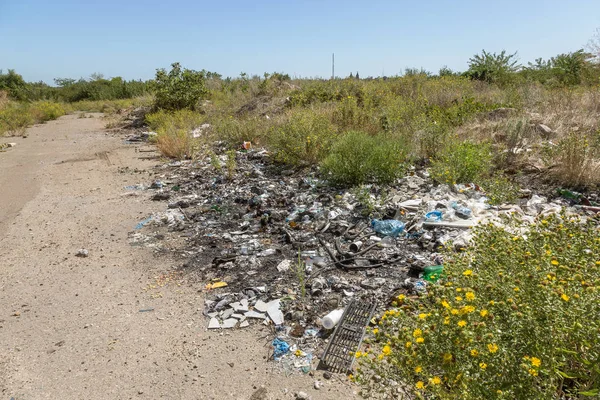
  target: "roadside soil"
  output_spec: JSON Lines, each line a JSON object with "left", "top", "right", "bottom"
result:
{"left": 0, "top": 115, "right": 359, "bottom": 400}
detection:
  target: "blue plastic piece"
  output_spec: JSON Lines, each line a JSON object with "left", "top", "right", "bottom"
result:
{"left": 425, "top": 210, "right": 443, "bottom": 221}
{"left": 135, "top": 216, "right": 153, "bottom": 230}
{"left": 371, "top": 219, "right": 405, "bottom": 237}
{"left": 272, "top": 338, "right": 290, "bottom": 360}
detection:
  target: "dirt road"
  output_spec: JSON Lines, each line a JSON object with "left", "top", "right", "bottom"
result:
{"left": 0, "top": 115, "right": 358, "bottom": 400}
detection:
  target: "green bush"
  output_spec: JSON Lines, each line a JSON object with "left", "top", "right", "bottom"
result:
{"left": 0, "top": 103, "right": 32, "bottom": 135}
{"left": 465, "top": 50, "right": 520, "bottom": 85}
{"left": 145, "top": 109, "right": 205, "bottom": 159}
{"left": 480, "top": 174, "right": 520, "bottom": 205}
{"left": 321, "top": 131, "right": 407, "bottom": 186}
{"left": 153, "top": 62, "right": 208, "bottom": 110}
{"left": 146, "top": 109, "right": 204, "bottom": 133}
{"left": 213, "top": 116, "right": 269, "bottom": 147}
{"left": 431, "top": 141, "right": 493, "bottom": 184}
{"left": 357, "top": 214, "right": 600, "bottom": 399}
{"left": 30, "top": 101, "right": 69, "bottom": 122}
{"left": 267, "top": 109, "right": 336, "bottom": 167}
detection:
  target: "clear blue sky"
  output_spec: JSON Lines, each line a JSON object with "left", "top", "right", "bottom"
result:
{"left": 1, "top": 0, "right": 599, "bottom": 83}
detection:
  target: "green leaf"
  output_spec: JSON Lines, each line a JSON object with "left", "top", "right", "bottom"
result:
{"left": 579, "top": 389, "right": 599, "bottom": 397}
{"left": 557, "top": 370, "right": 578, "bottom": 379}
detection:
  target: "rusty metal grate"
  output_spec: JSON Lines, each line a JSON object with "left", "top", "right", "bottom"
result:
{"left": 321, "top": 299, "right": 376, "bottom": 373}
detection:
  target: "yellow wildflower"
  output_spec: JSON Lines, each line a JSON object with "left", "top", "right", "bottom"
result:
{"left": 443, "top": 353, "right": 453, "bottom": 363}
{"left": 480, "top": 309, "right": 489, "bottom": 317}
{"left": 470, "top": 349, "right": 479, "bottom": 357}
{"left": 355, "top": 351, "right": 363, "bottom": 358}
{"left": 415, "top": 366, "right": 423, "bottom": 373}
{"left": 561, "top": 293, "right": 569, "bottom": 302}
{"left": 455, "top": 296, "right": 463, "bottom": 302}
{"left": 444, "top": 317, "right": 450, "bottom": 325}
{"left": 397, "top": 294, "right": 406, "bottom": 302}
{"left": 487, "top": 343, "right": 499, "bottom": 353}
{"left": 451, "top": 308, "right": 459, "bottom": 315}
{"left": 419, "top": 313, "right": 428, "bottom": 320}
{"left": 377, "top": 354, "right": 384, "bottom": 360}
{"left": 462, "top": 305, "right": 475, "bottom": 314}
{"left": 479, "top": 362, "right": 487, "bottom": 370}
{"left": 551, "top": 260, "right": 559, "bottom": 266}
{"left": 416, "top": 381, "right": 425, "bottom": 389}
{"left": 382, "top": 345, "right": 391, "bottom": 356}
{"left": 416, "top": 337, "right": 425, "bottom": 344}
{"left": 406, "top": 341, "right": 412, "bottom": 349}
{"left": 531, "top": 357, "right": 541, "bottom": 367}
{"left": 372, "top": 328, "right": 379, "bottom": 335}
{"left": 430, "top": 376, "right": 441, "bottom": 385}
{"left": 489, "top": 300, "right": 495, "bottom": 306}
{"left": 463, "top": 269, "right": 473, "bottom": 276}
{"left": 413, "top": 329, "right": 422, "bottom": 338}
{"left": 514, "top": 287, "right": 520, "bottom": 292}
{"left": 458, "top": 320, "right": 467, "bottom": 327}
{"left": 528, "top": 368, "right": 538, "bottom": 376}
{"left": 441, "top": 300, "right": 450, "bottom": 309}
{"left": 466, "top": 292, "right": 475, "bottom": 301}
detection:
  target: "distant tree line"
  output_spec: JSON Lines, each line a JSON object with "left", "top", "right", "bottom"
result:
{"left": 2, "top": 44, "right": 600, "bottom": 104}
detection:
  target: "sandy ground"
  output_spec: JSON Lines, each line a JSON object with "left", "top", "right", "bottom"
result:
{"left": 0, "top": 115, "right": 359, "bottom": 400}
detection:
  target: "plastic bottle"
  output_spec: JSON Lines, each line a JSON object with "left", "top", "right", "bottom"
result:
{"left": 322, "top": 309, "right": 344, "bottom": 329}
{"left": 422, "top": 265, "right": 444, "bottom": 282}
{"left": 371, "top": 219, "right": 405, "bottom": 237}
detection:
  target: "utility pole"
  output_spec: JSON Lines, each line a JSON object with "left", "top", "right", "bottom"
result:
{"left": 332, "top": 53, "right": 335, "bottom": 80}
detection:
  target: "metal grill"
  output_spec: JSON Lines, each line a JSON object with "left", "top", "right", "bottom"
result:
{"left": 320, "top": 299, "right": 376, "bottom": 373}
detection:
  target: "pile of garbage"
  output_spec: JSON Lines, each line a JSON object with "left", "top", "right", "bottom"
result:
{"left": 127, "top": 144, "right": 599, "bottom": 371}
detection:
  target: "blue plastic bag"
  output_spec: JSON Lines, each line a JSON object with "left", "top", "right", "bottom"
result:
{"left": 371, "top": 219, "right": 405, "bottom": 237}
{"left": 272, "top": 338, "right": 290, "bottom": 360}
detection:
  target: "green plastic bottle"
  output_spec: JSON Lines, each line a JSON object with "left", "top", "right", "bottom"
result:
{"left": 423, "top": 265, "right": 444, "bottom": 282}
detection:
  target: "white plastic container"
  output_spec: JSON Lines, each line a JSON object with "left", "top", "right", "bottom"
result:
{"left": 322, "top": 309, "right": 345, "bottom": 330}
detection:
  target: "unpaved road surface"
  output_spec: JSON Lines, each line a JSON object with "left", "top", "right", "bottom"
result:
{"left": 0, "top": 115, "right": 358, "bottom": 400}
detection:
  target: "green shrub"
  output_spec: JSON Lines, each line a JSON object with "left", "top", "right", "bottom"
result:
{"left": 0, "top": 103, "right": 33, "bottom": 135}
{"left": 153, "top": 62, "right": 208, "bottom": 110}
{"left": 480, "top": 174, "right": 520, "bottom": 205}
{"left": 465, "top": 50, "right": 520, "bottom": 85}
{"left": 267, "top": 109, "right": 336, "bottom": 167}
{"left": 146, "top": 109, "right": 205, "bottom": 159}
{"left": 431, "top": 141, "right": 492, "bottom": 184}
{"left": 30, "top": 101, "right": 69, "bottom": 122}
{"left": 213, "top": 116, "right": 269, "bottom": 147}
{"left": 321, "top": 131, "right": 407, "bottom": 186}
{"left": 146, "top": 109, "right": 204, "bottom": 133}
{"left": 357, "top": 214, "right": 600, "bottom": 400}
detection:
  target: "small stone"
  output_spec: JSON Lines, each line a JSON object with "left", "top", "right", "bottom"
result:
{"left": 75, "top": 249, "right": 89, "bottom": 258}
{"left": 323, "top": 371, "right": 332, "bottom": 380}
{"left": 314, "top": 380, "right": 322, "bottom": 390}
{"left": 296, "top": 391, "right": 310, "bottom": 400}
{"left": 239, "top": 320, "right": 250, "bottom": 328}
{"left": 276, "top": 259, "right": 291, "bottom": 272}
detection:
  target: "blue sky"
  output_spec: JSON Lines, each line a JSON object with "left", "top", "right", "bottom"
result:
{"left": 1, "top": 0, "right": 599, "bottom": 83}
